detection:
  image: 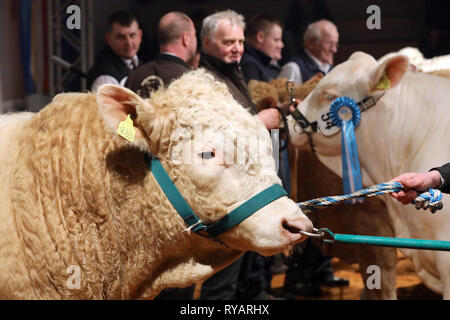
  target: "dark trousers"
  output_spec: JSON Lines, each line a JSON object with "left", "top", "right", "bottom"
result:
{"left": 285, "top": 238, "right": 333, "bottom": 286}
{"left": 279, "top": 148, "right": 291, "bottom": 194}
{"left": 236, "top": 251, "right": 272, "bottom": 299}
{"left": 200, "top": 256, "right": 243, "bottom": 300}
{"left": 154, "top": 285, "right": 195, "bottom": 300}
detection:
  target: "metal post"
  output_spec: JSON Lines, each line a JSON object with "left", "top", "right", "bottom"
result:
{"left": 47, "top": 0, "right": 91, "bottom": 94}
{"left": 47, "top": 0, "right": 54, "bottom": 96}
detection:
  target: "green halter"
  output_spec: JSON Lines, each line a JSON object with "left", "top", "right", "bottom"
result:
{"left": 144, "top": 153, "right": 287, "bottom": 238}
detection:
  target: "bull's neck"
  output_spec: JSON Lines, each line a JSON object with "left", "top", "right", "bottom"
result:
{"left": 313, "top": 73, "right": 449, "bottom": 187}
{"left": 355, "top": 73, "right": 450, "bottom": 184}
{"left": 105, "top": 154, "right": 187, "bottom": 298}
{"left": 11, "top": 94, "right": 172, "bottom": 299}
{"left": 10, "top": 95, "right": 118, "bottom": 298}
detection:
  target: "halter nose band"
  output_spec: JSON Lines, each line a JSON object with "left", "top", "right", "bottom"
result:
{"left": 144, "top": 153, "right": 288, "bottom": 238}
{"left": 290, "top": 108, "right": 318, "bottom": 132}
{"left": 290, "top": 92, "right": 385, "bottom": 134}
{"left": 204, "top": 184, "right": 287, "bottom": 237}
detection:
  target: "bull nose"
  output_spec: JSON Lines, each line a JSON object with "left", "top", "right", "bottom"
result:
{"left": 282, "top": 216, "right": 313, "bottom": 235}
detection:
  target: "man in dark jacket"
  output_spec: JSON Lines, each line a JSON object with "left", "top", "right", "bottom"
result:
{"left": 279, "top": 19, "right": 338, "bottom": 84}
{"left": 125, "top": 12, "right": 197, "bottom": 98}
{"left": 240, "top": 13, "right": 290, "bottom": 194}
{"left": 240, "top": 14, "right": 284, "bottom": 83}
{"left": 87, "top": 11, "right": 142, "bottom": 92}
{"left": 124, "top": 12, "right": 197, "bottom": 300}
{"left": 199, "top": 10, "right": 285, "bottom": 129}
{"left": 238, "top": 13, "right": 291, "bottom": 300}
{"left": 279, "top": 19, "right": 348, "bottom": 298}
{"left": 199, "top": 10, "right": 289, "bottom": 301}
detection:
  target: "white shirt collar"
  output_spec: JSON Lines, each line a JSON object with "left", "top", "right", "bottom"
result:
{"left": 305, "top": 49, "right": 331, "bottom": 74}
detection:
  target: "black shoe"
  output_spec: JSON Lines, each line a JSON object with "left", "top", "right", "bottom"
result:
{"left": 320, "top": 276, "right": 349, "bottom": 287}
{"left": 283, "top": 282, "right": 322, "bottom": 297}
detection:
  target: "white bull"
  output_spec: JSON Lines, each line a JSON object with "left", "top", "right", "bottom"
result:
{"left": 379, "top": 47, "right": 450, "bottom": 74}
{"left": 288, "top": 51, "right": 450, "bottom": 298}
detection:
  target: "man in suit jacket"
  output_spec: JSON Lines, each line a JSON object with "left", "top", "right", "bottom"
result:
{"left": 87, "top": 11, "right": 142, "bottom": 92}
{"left": 124, "top": 13, "right": 197, "bottom": 300}
{"left": 279, "top": 19, "right": 338, "bottom": 84}
{"left": 199, "top": 9, "right": 288, "bottom": 301}
{"left": 125, "top": 12, "right": 197, "bottom": 98}
{"left": 279, "top": 19, "right": 347, "bottom": 299}
{"left": 240, "top": 13, "right": 284, "bottom": 83}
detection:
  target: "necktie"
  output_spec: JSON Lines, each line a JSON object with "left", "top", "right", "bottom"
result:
{"left": 130, "top": 59, "right": 138, "bottom": 70}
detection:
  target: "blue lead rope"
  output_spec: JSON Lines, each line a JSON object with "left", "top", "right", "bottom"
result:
{"left": 298, "top": 182, "right": 443, "bottom": 213}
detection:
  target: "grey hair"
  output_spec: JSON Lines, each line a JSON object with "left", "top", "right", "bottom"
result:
{"left": 201, "top": 9, "right": 246, "bottom": 41}
{"left": 303, "top": 19, "right": 337, "bottom": 45}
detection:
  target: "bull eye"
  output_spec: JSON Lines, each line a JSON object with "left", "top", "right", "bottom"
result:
{"left": 199, "top": 151, "right": 215, "bottom": 159}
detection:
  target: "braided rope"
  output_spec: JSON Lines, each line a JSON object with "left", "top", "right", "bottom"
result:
{"left": 298, "top": 182, "right": 443, "bottom": 214}
{"left": 413, "top": 189, "right": 443, "bottom": 213}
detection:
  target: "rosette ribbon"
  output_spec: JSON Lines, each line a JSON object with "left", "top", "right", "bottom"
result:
{"left": 329, "top": 97, "right": 363, "bottom": 202}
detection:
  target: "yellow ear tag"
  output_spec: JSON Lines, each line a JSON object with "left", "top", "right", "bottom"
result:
{"left": 117, "top": 115, "right": 136, "bottom": 142}
{"left": 376, "top": 73, "right": 391, "bottom": 90}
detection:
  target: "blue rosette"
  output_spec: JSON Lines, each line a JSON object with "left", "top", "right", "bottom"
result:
{"left": 328, "top": 96, "right": 363, "bottom": 201}
{"left": 329, "top": 96, "right": 361, "bottom": 127}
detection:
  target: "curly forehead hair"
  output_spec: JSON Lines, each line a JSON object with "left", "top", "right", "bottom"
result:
{"left": 201, "top": 9, "right": 245, "bottom": 40}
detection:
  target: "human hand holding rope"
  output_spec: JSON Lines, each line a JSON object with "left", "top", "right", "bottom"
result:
{"left": 390, "top": 170, "right": 443, "bottom": 204}
{"left": 297, "top": 181, "right": 443, "bottom": 213}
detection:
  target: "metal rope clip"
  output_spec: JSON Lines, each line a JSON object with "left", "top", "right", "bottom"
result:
{"left": 300, "top": 228, "right": 335, "bottom": 251}
{"left": 300, "top": 228, "right": 335, "bottom": 241}
{"left": 300, "top": 227, "right": 326, "bottom": 239}
{"left": 286, "top": 80, "right": 296, "bottom": 105}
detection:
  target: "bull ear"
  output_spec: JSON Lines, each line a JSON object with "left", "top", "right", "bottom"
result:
{"left": 370, "top": 55, "right": 409, "bottom": 91}
{"left": 96, "top": 84, "right": 150, "bottom": 150}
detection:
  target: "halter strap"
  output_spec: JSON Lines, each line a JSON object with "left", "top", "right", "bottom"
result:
{"left": 204, "top": 184, "right": 287, "bottom": 237}
{"left": 144, "top": 153, "right": 288, "bottom": 238}
{"left": 145, "top": 153, "right": 206, "bottom": 233}
{"left": 291, "top": 92, "right": 385, "bottom": 133}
